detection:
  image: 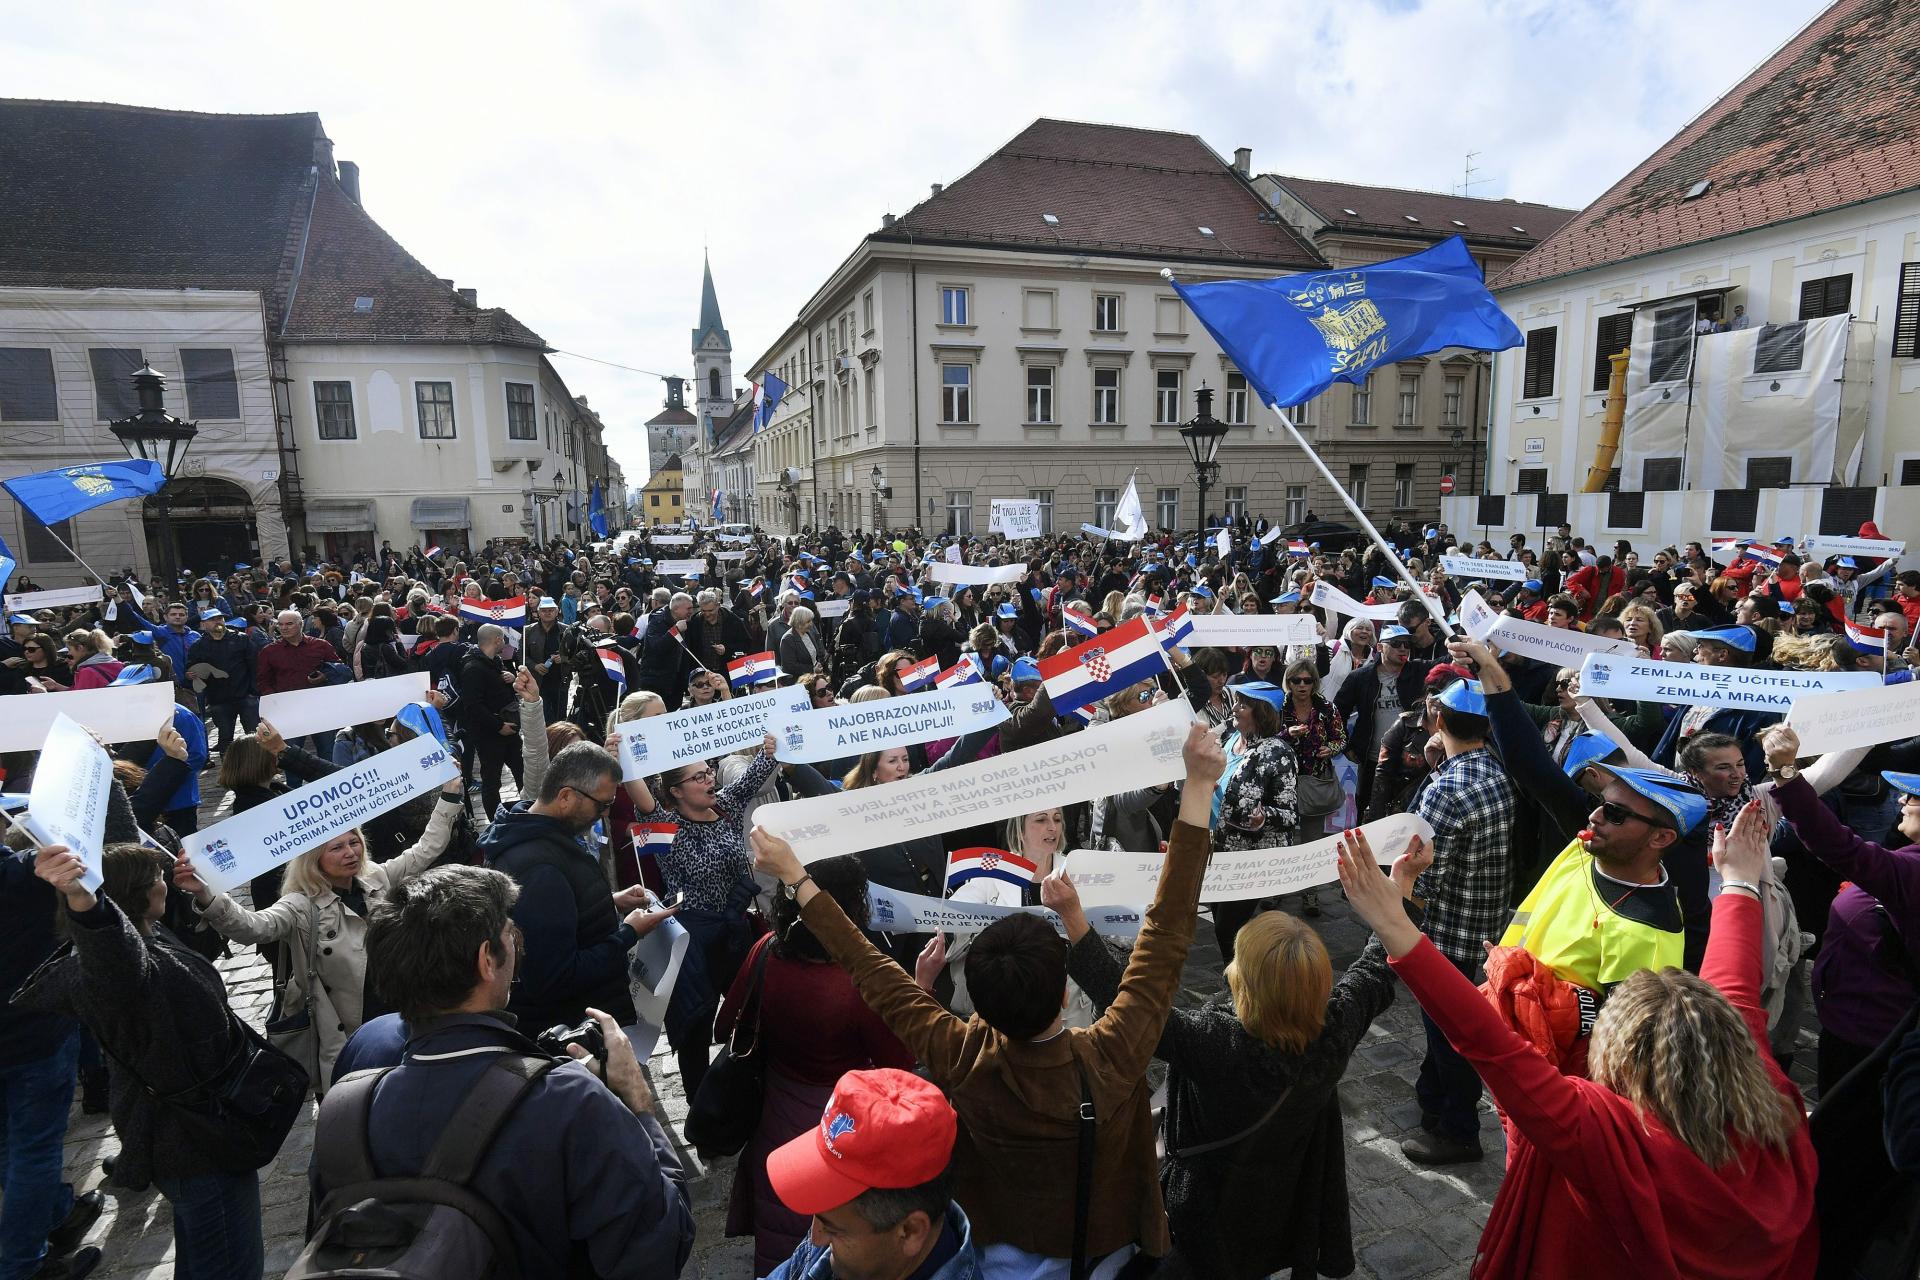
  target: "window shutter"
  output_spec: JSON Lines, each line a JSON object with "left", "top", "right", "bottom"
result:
{"left": 1746, "top": 457, "right": 1793, "bottom": 488}
{"left": 1903, "top": 459, "right": 1920, "bottom": 486}
{"left": 1515, "top": 468, "right": 1549, "bottom": 494}
{"left": 1522, "top": 326, "right": 1557, "bottom": 398}
{"left": 1592, "top": 314, "right": 1633, "bottom": 391}
{"left": 1819, "top": 488, "right": 1877, "bottom": 537}
{"left": 1711, "top": 489, "right": 1759, "bottom": 533}
{"left": 1534, "top": 492, "right": 1568, "bottom": 529}
{"left": 1752, "top": 323, "right": 1807, "bottom": 375}
{"left": 1608, "top": 490, "right": 1645, "bottom": 529}
{"left": 1642, "top": 458, "right": 1683, "bottom": 491}
{"left": 1476, "top": 495, "right": 1506, "bottom": 526}
{"left": 1894, "top": 263, "right": 1920, "bottom": 359}
{"left": 1799, "top": 274, "right": 1853, "bottom": 320}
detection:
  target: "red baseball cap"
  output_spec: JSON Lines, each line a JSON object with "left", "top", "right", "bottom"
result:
{"left": 766, "top": 1069, "right": 957, "bottom": 1215}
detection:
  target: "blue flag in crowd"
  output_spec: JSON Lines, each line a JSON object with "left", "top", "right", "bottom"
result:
{"left": 0, "top": 533, "right": 14, "bottom": 598}
{"left": 754, "top": 373, "right": 788, "bottom": 431}
{"left": 588, "top": 483, "right": 609, "bottom": 538}
{"left": 711, "top": 487, "right": 725, "bottom": 522}
{"left": 1170, "top": 236, "right": 1523, "bottom": 412}
{"left": 3, "top": 459, "right": 165, "bottom": 527}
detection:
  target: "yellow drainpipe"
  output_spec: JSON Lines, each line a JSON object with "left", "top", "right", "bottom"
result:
{"left": 1582, "top": 349, "right": 1630, "bottom": 492}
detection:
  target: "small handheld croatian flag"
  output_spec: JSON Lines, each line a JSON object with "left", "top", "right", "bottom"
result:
{"left": 935, "top": 660, "right": 981, "bottom": 689}
{"left": 1037, "top": 615, "right": 1165, "bottom": 714}
{"left": 594, "top": 643, "right": 628, "bottom": 688}
{"left": 1287, "top": 539, "right": 1311, "bottom": 558}
{"left": 457, "top": 595, "right": 528, "bottom": 628}
{"left": 1156, "top": 604, "right": 1194, "bottom": 651}
{"left": 1062, "top": 604, "right": 1098, "bottom": 637}
{"left": 1709, "top": 537, "right": 1746, "bottom": 558}
{"left": 900, "top": 654, "right": 940, "bottom": 692}
{"left": 1169, "top": 236, "right": 1523, "bottom": 412}
{"left": 1844, "top": 617, "right": 1886, "bottom": 656}
{"left": 752, "top": 373, "right": 789, "bottom": 431}
{"left": 3, "top": 459, "right": 165, "bottom": 527}
{"left": 630, "top": 822, "right": 677, "bottom": 859}
{"left": 728, "top": 651, "right": 777, "bottom": 690}
{"left": 946, "top": 848, "right": 1036, "bottom": 894}
{"left": 1742, "top": 543, "right": 1786, "bottom": 569}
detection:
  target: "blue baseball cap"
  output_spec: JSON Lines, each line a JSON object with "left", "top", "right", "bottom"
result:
{"left": 1521, "top": 579, "right": 1544, "bottom": 592}
{"left": 1777, "top": 600, "right": 1795, "bottom": 614}
{"left": 1269, "top": 591, "right": 1302, "bottom": 605}
{"left": 9, "top": 613, "right": 35, "bottom": 624}
{"left": 232, "top": 562, "right": 251, "bottom": 570}
{"left": 1379, "top": 625, "right": 1412, "bottom": 642}
{"left": 922, "top": 596, "right": 949, "bottom": 611}
{"left": 1371, "top": 576, "right": 1397, "bottom": 589}
{"left": 997, "top": 602, "right": 1019, "bottom": 620}
{"left": 1436, "top": 679, "right": 1487, "bottom": 716}
{"left": 1692, "top": 625, "right": 1757, "bottom": 654}
{"left": 199, "top": 608, "right": 226, "bottom": 622}
{"left": 110, "top": 663, "right": 160, "bottom": 687}
{"left": 1191, "top": 584, "right": 1214, "bottom": 599}
{"left": 1587, "top": 763, "right": 1710, "bottom": 834}
{"left": 128, "top": 630, "right": 155, "bottom": 645}
{"left": 1837, "top": 556, "right": 1859, "bottom": 569}
{"left": 1231, "top": 680, "right": 1289, "bottom": 707}
{"left": 1561, "top": 732, "right": 1619, "bottom": 779}
{"left": 394, "top": 700, "right": 448, "bottom": 745}
{"left": 1011, "top": 656, "right": 1042, "bottom": 684}
{"left": 1882, "top": 770, "right": 1920, "bottom": 798}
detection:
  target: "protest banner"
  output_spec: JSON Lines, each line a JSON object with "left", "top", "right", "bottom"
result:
{"left": 1080, "top": 524, "right": 1123, "bottom": 540}
{"left": 7, "top": 584, "right": 104, "bottom": 611}
{"left": 625, "top": 913, "right": 691, "bottom": 1062}
{"left": 1439, "top": 555, "right": 1528, "bottom": 582}
{"left": 1800, "top": 534, "right": 1906, "bottom": 560}
{"left": 717, "top": 532, "right": 755, "bottom": 544}
{"left": 1259, "top": 524, "right": 1287, "bottom": 545}
{"left": 1184, "top": 614, "right": 1321, "bottom": 647}
{"left": 756, "top": 697, "right": 1192, "bottom": 863}
{"left": 615, "top": 682, "right": 812, "bottom": 778}
{"left": 259, "top": 672, "right": 429, "bottom": 740}
{"left": 989, "top": 499, "right": 1043, "bottom": 539}
{"left": 1784, "top": 677, "right": 1920, "bottom": 754}
{"left": 774, "top": 686, "right": 1008, "bottom": 764}
{"left": 924, "top": 560, "right": 1028, "bottom": 587}
{"left": 1578, "top": 652, "right": 1879, "bottom": 712}
{"left": 1309, "top": 580, "right": 1404, "bottom": 621}
{"left": 18, "top": 714, "right": 113, "bottom": 892}
{"left": 1065, "top": 813, "right": 1432, "bottom": 907}
{"left": 866, "top": 883, "right": 1145, "bottom": 939}
{"left": 1459, "top": 589, "right": 1634, "bottom": 666}
{"left": 814, "top": 597, "right": 850, "bottom": 619}
{"left": 649, "top": 534, "right": 696, "bottom": 546}
{"left": 715, "top": 550, "right": 750, "bottom": 562}
{"left": 656, "top": 558, "right": 707, "bottom": 576}
{"left": 0, "top": 682, "right": 173, "bottom": 752}
{"left": 182, "top": 736, "right": 459, "bottom": 896}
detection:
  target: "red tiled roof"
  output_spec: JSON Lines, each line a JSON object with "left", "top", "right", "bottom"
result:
{"left": 645, "top": 406, "right": 698, "bottom": 426}
{"left": 873, "top": 119, "right": 1322, "bottom": 269}
{"left": 1267, "top": 175, "right": 1575, "bottom": 250}
{"left": 1499, "top": 0, "right": 1920, "bottom": 288}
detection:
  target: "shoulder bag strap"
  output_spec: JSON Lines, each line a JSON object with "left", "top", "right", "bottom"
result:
{"left": 314, "top": 1066, "right": 395, "bottom": 1195}
{"left": 1169, "top": 1086, "right": 1293, "bottom": 1159}
{"left": 422, "top": 1054, "right": 556, "bottom": 1183}
{"left": 731, "top": 934, "right": 776, "bottom": 1055}
{"left": 1070, "top": 1053, "right": 1096, "bottom": 1280}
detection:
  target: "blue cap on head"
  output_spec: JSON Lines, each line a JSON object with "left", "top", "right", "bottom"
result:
{"left": 851, "top": 550, "right": 866, "bottom": 561}
{"left": 989, "top": 655, "right": 1008, "bottom": 678}
{"left": 1372, "top": 576, "right": 1396, "bottom": 589}
{"left": 199, "top": 608, "right": 225, "bottom": 622}
{"left": 1379, "top": 625, "right": 1411, "bottom": 641}
{"left": 1587, "top": 763, "right": 1710, "bottom": 834}
{"left": 110, "top": 663, "right": 159, "bottom": 687}
{"left": 922, "top": 596, "right": 949, "bottom": 611}
{"left": 1777, "top": 600, "right": 1795, "bottom": 614}
{"left": 1185, "top": 554, "right": 1197, "bottom": 568}
{"left": 1883, "top": 770, "right": 1920, "bottom": 797}
{"left": 1693, "top": 625, "right": 1757, "bottom": 654}
{"left": 9, "top": 613, "right": 34, "bottom": 624}
{"left": 1779, "top": 536, "right": 1795, "bottom": 546}
{"left": 395, "top": 700, "right": 448, "bottom": 746}
{"left": 1837, "top": 556, "right": 1859, "bottom": 569}
{"left": 233, "top": 562, "right": 251, "bottom": 570}
{"left": 1191, "top": 584, "right": 1214, "bottom": 598}
{"left": 1436, "top": 679, "right": 1487, "bottom": 716}
{"left": 1424, "top": 526, "right": 1438, "bottom": 537}
{"left": 1231, "top": 680, "right": 1289, "bottom": 707}
{"left": 997, "top": 602, "right": 1018, "bottom": 619}
{"left": 1011, "top": 656, "right": 1042, "bottom": 683}
{"left": 1561, "top": 732, "right": 1618, "bottom": 779}
{"left": 1269, "top": 591, "right": 1302, "bottom": 605}
{"left": 1522, "top": 579, "right": 1544, "bottom": 592}
{"left": 128, "top": 630, "right": 155, "bottom": 645}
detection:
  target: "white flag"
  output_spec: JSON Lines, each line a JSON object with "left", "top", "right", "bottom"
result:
{"left": 1215, "top": 528, "right": 1231, "bottom": 558}
{"left": 1114, "top": 475, "right": 1146, "bottom": 541}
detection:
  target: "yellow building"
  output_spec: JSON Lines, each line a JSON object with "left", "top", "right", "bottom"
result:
{"left": 641, "top": 455, "right": 685, "bottom": 525}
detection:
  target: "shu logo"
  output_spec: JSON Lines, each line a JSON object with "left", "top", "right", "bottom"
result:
{"left": 204, "top": 839, "right": 236, "bottom": 874}
{"left": 823, "top": 1110, "right": 856, "bottom": 1156}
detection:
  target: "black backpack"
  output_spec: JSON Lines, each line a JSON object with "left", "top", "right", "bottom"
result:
{"left": 288, "top": 1053, "right": 554, "bottom": 1280}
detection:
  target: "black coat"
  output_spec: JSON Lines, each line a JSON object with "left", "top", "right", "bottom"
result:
{"left": 686, "top": 608, "right": 754, "bottom": 673}
{"left": 458, "top": 651, "right": 517, "bottom": 738}
{"left": 1332, "top": 658, "right": 1431, "bottom": 808}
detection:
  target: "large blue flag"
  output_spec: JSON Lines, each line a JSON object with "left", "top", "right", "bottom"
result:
{"left": 1170, "top": 236, "right": 1522, "bottom": 412}
{"left": 588, "top": 482, "right": 609, "bottom": 538}
{"left": 2, "top": 459, "right": 165, "bottom": 527}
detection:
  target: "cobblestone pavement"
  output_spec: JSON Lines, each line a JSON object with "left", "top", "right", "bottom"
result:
{"left": 55, "top": 781, "right": 1821, "bottom": 1279}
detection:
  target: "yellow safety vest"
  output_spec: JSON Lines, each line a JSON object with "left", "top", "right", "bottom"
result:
{"left": 1500, "top": 838, "right": 1684, "bottom": 989}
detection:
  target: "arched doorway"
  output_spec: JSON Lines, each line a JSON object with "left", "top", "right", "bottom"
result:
{"left": 144, "top": 477, "right": 258, "bottom": 577}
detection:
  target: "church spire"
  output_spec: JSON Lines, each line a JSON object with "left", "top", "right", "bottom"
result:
{"left": 692, "top": 251, "right": 730, "bottom": 352}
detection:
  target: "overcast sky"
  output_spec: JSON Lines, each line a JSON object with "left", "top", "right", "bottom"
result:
{"left": 12, "top": 0, "right": 1825, "bottom": 485}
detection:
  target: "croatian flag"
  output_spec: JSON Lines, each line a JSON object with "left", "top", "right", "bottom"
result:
{"left": 900, "top": 654, "right": 940, "bottom": 692}
{"left": 728, "top": 651, "right": 778, "bottom": 690}
{"left": 1287, "top": 540, "right": 1311, "bottom": 558}
{"left": 1709, "top": 537, "right": 1745, "bottom": 558}
{"left": 1844, "top": 617, "right": 1887, "bottom": 656}
{"left": 630, "top": 822, "right": 678, "bottom": 858}
{"left": 423, "top": 544, "right": 442, "bottom": 560}
{"left": 1144, "top": 594, "right": 1163, "bottom": 616}
{"left": 935, "top": 660, "right": 981, "bottom": 689}
{"left": 1743, "top": 543, "right": 1786, "bottom": 569}
{"left": 457, "top": 595, "right": 527, "bottom": 628}
{"left": 1157, "top": 604, "right": 1194, "bottom": 650}
{"left": 1062, "top": 604, "right": 1098, "bottom": 637}
{"left": 596, "top": 643, "right": 628, "bottom": 687}
{"left": 1037, "top": 615, "right": 1165, "bottom": 714}
{"left": 711, "top": 489, "right": 725, "bottom": 523}
{"left": 946, "top": 848, "right": 1037, "bottom": 893}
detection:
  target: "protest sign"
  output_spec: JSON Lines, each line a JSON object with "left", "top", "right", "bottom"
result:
{"left": 615, "top": 682, "right": 812, "bottom": 779}
{"left": 1259, "top": 524, "right": 1287, "bottom": 545}
{"left": 867, "top": 884, "right": 1145, "bottom": 939}
{"left": 944, "top": 544, "right": 963, "bottom": 564}
{"left": 625, "top": 913, "right": 691, "bottom": 1062}
{"left": 656, "top": 558, "right": 707, "bottom": 577}
{"left": 1459, "top": 589, "right": 1634, "bottom": 666}
{"left": 1309, "top": 580, "right": 1403, "bottom": 621}
{"left": 1065, "top": 813, "right": 1431, "bottom": 907}
{"left": 1080, "top": 524, "right": 1123, "bottom": 540}
{"left": 259, "top": 672, "right": 428, "bottom": 740}
{"left": 650, "top": 534, "right": 695, "bottom": 546}
{"left": 7, "top": 584, "right": 104, "bottom": 611}
{"left": 1184, "top": 614, "right": 1321, "bottom": 647}
{"left": 1800, "top": 534, "right": 1906, "bottom": 560}
{"left": 989, "top": 499, "right": 1043, "bottom": 539}
{"left": 1440, "top": 555, "right": 1528, "bottom": 582}
{"left": 814, "top": 597, "right": 850, "bottom": 619}
{"left": 1578, "top": 652, "right": 1879, "bottom": 712}
{"left": 0, "top": 682, "right": 173, "bottom": 752}
{"left": 715, "top": 550, "right": 750, "bottom": 562}
{"left": 717, "top": 532, "right": 755, "bottom": 543}
{"left": 19, "top": 714, "right": 113, "bottom": 892}
{"left": 1785, "top": 678, "right": 1920, "bottom": 754}
{"left": 774, "top": 686, "right": 1008, "bottom": 764}
{"left": 925, "top": 560, "right": 1028, "bottom": 587}
{"left": 756, "top": 697, "right": 1192, "bottom": 863}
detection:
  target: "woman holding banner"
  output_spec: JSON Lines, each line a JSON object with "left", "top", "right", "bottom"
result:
{"left": 1211, "top": 683, "right": 1301, "bottom": 952}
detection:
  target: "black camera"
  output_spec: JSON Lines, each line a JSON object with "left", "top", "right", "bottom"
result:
{"left": 536, "top": 1018, "right": 606, "bottom": 1062}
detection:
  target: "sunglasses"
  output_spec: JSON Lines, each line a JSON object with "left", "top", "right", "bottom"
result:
{"left": 1594, "top": 800, "right": 1664, "bottom": 829}
{"left": 1287, "top": 676, "right": 1316, "bottom": 686}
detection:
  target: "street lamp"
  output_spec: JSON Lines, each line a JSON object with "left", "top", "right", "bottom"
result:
{"left": 108, "top": 365, "right": 198, "bottom": 585}
{"left": 1178, "top": 383, "right": 1228, "bottom": 542}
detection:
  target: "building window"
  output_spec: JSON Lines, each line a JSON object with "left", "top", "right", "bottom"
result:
{"left": 1896, "top": 263, "right": 1920, "bottom": 358}
{"left": 1092, "top": 367, "right": 1120, "bottom": 424}
{"left": 1642, "top": 457, "right": 1683, "bottom": 491}
{"left": 1442, "top": 374, "right": 1464, "bottom": 426}
{"left": 1592, "top": 313, "right": 1634, "bottom": 390}
{"left": 1352, "top": 374, "right": 1373, "bottom": 424}
{"left": 709, "top": 368, "right": 722, "bottom": 401}
{"left": 1155, "top": 487, "right": 1179, "bottom": 530}
{"left": 946, "top": 490, "right": 973, "bottom": 535}
{"left": 1154, "top": 296, "right": 1184, "bottom": 335}
{"left": 1394, "top": 464, "right": 1415, "bottom": 508}
{"left": 1649, "top": 305, "right": 1695, "bottom": 383}
{"left": 940, "top": 286, "right": 969, "bottom": 326}
{"left": 1224, "top": 486, "right": 1247, "bottom": 520}
{"left": 1515, "top": 467, "right": 1549, "bottom": 493}
{"left": 23, "top": 516, "right": 75, "bottom": 564}
{"left": 1285, "top": 397, "right": 1314, "bottom": 427}
{"left": 1154, "top": 369, "right": 1182, "bottom": 424}
{"left": 1022, "top": 289, "right": 1057, "bottom": 330}
{"left": 1026, "top": 366, "right": 1054, "bottom": 423}
{"left": 1347, "top": 464, "right": 1369, "bottom": 508}
{"left": 505, "top": 382, "right": 537, "bottom": 440}
{"left": 416, "top": 381, "right": 456, "bottom": 438}
{"left": 1224, "top": 371, "right": 1249, "bottom": 424}
{"left": 1093, "top": 487, "right": 1117, "bottom": 529}
{"left": 180, "top": 349, "right": 239, "bottom": 419}
{"left": 1535, "top": 491, "right": 1568, "bottom": 527}
{"left": 940, "top": 364, "right": 971, "bottom": 422}
{"left": 1609, "top": 490, "right": 1646, "bottom": 529}
{"left": 1521, "top": 326, "right": 1557, "bottom": 398}
{"left": 1752, "top": 322, "right": 1807, "bottom": 374}
{"left": 1747, "top": 457, "right": 1793, "bottom": 488}
{"left": 1028, "top": 489, "right": 1055, "bottom": 534}
{"left": 87, "top": 347, "right": 144, "bottom": 420}
{"left": 864, "top": 371, "right": 877, "bottom": 428}
{"left": 649, "top": 494, "right": 660, "bottom": 508}
{"left": 0, "top": 348, "right": 58, "bottom": 422}
{"left": 1396, "top": 372, "right": 1420, "bottom": 426}
{"left": 1094, "top": 293, "right": 1122, "bottom": 332}
{"left": 862, "top": 289, "right": 874, "bottom": 334}
{"left": 313, "top": 381, "right": 356, "bottom": 440}
{"left": 1799, "top": 274, "right": 1853, "bottom": 320}
{"left": 1285, "top": 485, "right": 1307, "bottom": 526}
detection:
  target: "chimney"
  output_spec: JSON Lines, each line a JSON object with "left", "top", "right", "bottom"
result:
{"left": 1232, "top": 147, "right": 1252, "bottom": 176}
{"left": 457, "top": 287, "right": 477, "bottom": 307}
{"left": 337, "top": 160, "right": 361, "bottom": 205}
{"left": 931, "top": 183, "right": 943, "bottom": 197}
{"left": 881, "top": 213, "right": 897, "bottom": 228}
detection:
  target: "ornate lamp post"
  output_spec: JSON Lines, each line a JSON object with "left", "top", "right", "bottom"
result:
{"left": 108, "top": 365, "right": 198, "bottom": 586}
{"left": 1178, "top": 383, "right": 1228, "bottom": 543}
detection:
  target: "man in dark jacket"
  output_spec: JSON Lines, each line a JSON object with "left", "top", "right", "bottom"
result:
{"left": 185, "top": 609, "right": 257, "bottom": 755}
{"left": 459, "top": 624, "right": 522, "bottom": 817}
{"left": 685, "top": 589, "right": 752, "bottom": 675}
{"left": 638, "top": 594, "right": 698, "bottom": 710}
{"left": 1333, "top": 625, "right": 1433, "bottom": 816}
{"left": 519, "top": 597, "right": 572, "bottom": 725}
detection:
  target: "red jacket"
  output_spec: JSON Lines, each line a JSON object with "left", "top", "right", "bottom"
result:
{"left": 1390, "top": 894, "right": 1816, "bottom": 1280}
{"left": 254, "top": 634, "right": 339, "bottom": 695}
{"left": 1563, "top": 565, "right": 1623, "bottom": 619}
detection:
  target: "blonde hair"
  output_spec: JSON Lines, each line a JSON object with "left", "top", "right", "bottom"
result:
{"left": 278, "top": 827, "right": 368, "bottom": 900}
{"left": 1619, "top": 602, "right": 1665, "bottom": 652}
{"left": 848, "top": 684, "right": 890, "bottom": 703}
{"left": 615, "top": 690, "right": 665, "bottom": 722}
{"left": 1224, "top": 911, "right": 1331, "bottom": 1053}
{"left": 1770, "top": 633, "right": 1850, "bottom": 672}
{"left": 1587, "top": 967, "right": 1800, "bottom": 1168}
{"left": 63, "top": 627, "right": 112, "bottom": 657}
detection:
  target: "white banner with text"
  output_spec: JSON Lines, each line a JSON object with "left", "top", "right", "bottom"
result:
{"left": 1460, "top": 590, "right": 1635, "bottom": 667}
{"left": 1184, "top": 614, "right": 1321, "bottom": 647}
{"left": 260, "top": 672, "right": 430, "bottom": 740}
{"left": 924, "top": 560, "right": 1029, "bottom": 587}
{"left": 774, "top": 686, "right": 1008, "bottom": 764}
{"left": 20, "top": 714, "right": 113, "bottom": 892}
{"left": 1309, "top": 580, "right": 1404, "bottom": 622}
{"left": 616, "top": 683, "right": 813, "bottom": 778}
{"left": 1784, "top": 677, "right": 1920, "bottom": 754}
{"left": 1578, "top": 652, "right": 1880, "bottom": 711}
{"left": 1440, "top": 555, "right": 1528, "bottom": 582}
{"left": 867, "top": 883, "right": 1145, "bottom": 939}
{"left": 989, "top": 499, "right": 1044, "bottom": 539}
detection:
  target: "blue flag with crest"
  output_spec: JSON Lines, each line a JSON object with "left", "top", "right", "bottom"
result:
{"left": 1170, "top": 236, "right": 1523, "bottom": 412}
{"left": 2, "top": 459, "right": 166, "bottom": 527}
{"left": 588, "top": 482, "right": 609, "bottom": 538}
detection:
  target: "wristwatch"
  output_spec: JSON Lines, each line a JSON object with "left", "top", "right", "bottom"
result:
{"left": 1771, "top": 763, "right": 1800, "bottom": 783}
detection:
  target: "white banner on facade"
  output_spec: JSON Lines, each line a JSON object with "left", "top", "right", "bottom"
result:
{"left": 1784, "top": 678, "right": 1920, "bottom": 755}
{"left": 1800, "top": 535, "right": 1906, "bottom": 561}
{"left": 867, "top": 883, "right": 1145, "bottom": 939}
{"left": 1184, "top": 614, "right": 1321, "bottom": 647}
{"left": 657, "top": 558, "right": 707, "bottom": 576}
{"left": 774, "top": 686, "right": 1008, "bottom": 764}
{"left": 7, "top": 585, "right": 105, "bottom": 612}
{"left": 1459, "top": 590, "right": 1634, "bottom": 666}
{"left": 183, "top": 736, "right": 460, "bottom": 896}
{"left": 20, "top": 714, "right": 113, "bottom": 892}
{"left": 925, "top": 560, "right": 1028, "bottom": 587}
{"left": 988, "top": 500, "right": 1044, "bottom": 539}
{"left": 1064, "top": 812, "right": 1431, "bottom": 906}
{"left": 260, "top": 672, "right": 429, "bottom": 740}
{"left": 1578, "top": 652, "right": 1879, "bottom": 712}
{"left": 0, "top": 682, "right": 173, "bottom": 752}
{"left": 814, "top": 597, "right": 850, "bottom": 619}
{"left": 1440, "top": 555, "right": 1528, "bottom": 582}
{"left": 756, "top": 698, "right": 1192, "bottom": 864}
{"left": 1309, "top": 580, "right": 1403, "bottom": 622}
{"left": 615, "top": 682, "right": 812, "bottom": 778}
